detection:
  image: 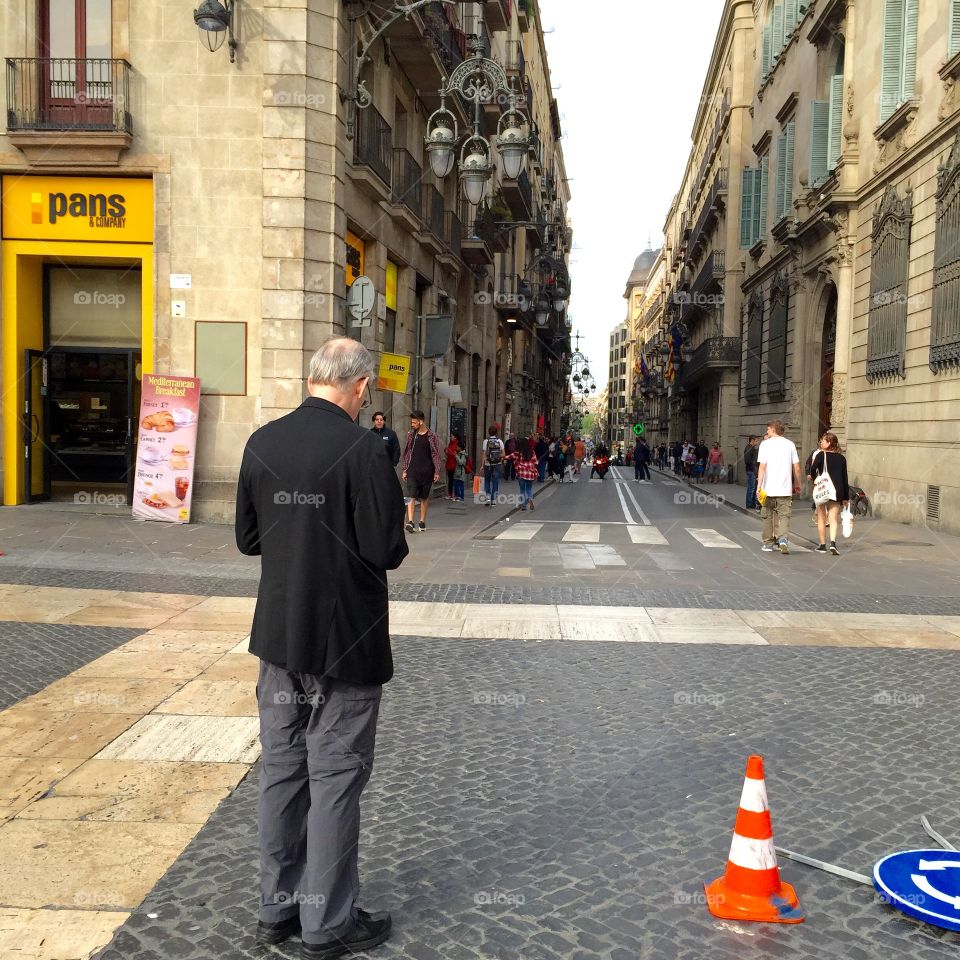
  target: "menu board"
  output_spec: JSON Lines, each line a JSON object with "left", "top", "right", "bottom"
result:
{"left": 131, "top": 374, "right": 201, "bottom": 523}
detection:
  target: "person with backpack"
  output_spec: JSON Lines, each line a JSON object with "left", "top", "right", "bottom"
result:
{"left": 482, "top": 426, "right": 504, "bottom": 506}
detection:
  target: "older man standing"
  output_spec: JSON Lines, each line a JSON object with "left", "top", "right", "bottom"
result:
{"left": 236, "top": 337, "right": 408, "bottom": 959}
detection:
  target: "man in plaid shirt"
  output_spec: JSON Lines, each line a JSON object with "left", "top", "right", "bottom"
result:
{"left": 401, "top": 410, "right": 441, "bottom": 532}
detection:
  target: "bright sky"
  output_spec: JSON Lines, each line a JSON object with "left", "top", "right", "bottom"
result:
{"left": 540, "top": 0, "right": 724, "bottom": 388}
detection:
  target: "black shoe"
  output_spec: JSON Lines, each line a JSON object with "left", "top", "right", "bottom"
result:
{"left": 405, "top": 521, "right": 415, "bottom": 534}
{"left": 419, "top": 521, "right": 426, "bottom": 532}
{"left": 816, "top": 544, "right": 827, "bottom": 553}
{"left": 830, "top": 542, "right": 840, "bottom": 556}
{"left": 257, "top": 915, "right": 301, "bottom": 945}
{"left": 301, "top": 910, "right": 392, "bottom": 960}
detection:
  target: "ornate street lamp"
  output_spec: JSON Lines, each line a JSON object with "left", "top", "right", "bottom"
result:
{"left": 425, "top": 98, "right": 458, "bottom": 178}
{"left": 459, "top": 134, "right": 494, "bottom": 206}
{"left": 497, "top": 93, "right": 530, "bottom": 181}
{"left": 193, "top": 0, "right": 237, "bottom": 62}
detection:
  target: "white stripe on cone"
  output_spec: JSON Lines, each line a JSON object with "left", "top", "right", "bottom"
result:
{"left": 738, "top": 776, "right": 769, "bottom": 814}
{"left": 728, "top": 833, "right": 779, "bottom": 871}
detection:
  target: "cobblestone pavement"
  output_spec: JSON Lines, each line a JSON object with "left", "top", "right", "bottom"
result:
{"left": 0, "top": 621, "right": 144, "bottom": 710}
{"left": 94, "top": 636, "right": 960, "bottom": 960}
{"left": 3, "top": 562, "right": 960, "bottom": 614}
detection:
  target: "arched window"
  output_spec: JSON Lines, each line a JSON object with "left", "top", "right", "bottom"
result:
{"left": 931, "top": 135, "right": 960, "bottom": 372}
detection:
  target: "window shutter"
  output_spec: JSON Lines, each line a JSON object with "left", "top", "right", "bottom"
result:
{"left": 784, "top": 121, "right": 795, "bottom": 214}
{"left": 903, "top": 0, "right": 919, "bottom": 99}
{"left": 758, "top": 153, "right": 770, "bottom": 239}
{"left": 762, "top": 25, "right": 772, "bottom": 78}
{"left": 775, "top": 135, "right": 788, "bottom": 222}
{"left": 951, "top": 0, "right": 960, "bottom": 58}
{"left": 828, "top": 74, "right": 844, "bottom": 170}
{"left": 773, "top": 3, "right": 785, "bottom": 59}
{"left": 881, "top": 0, "right": 905, "bottom": 122}
{"left": 810, "top": 100, "right": 830, "bottom": 186}
{"left": 740, "top": 168, "right": 756, "bottom": 248}
{"left": 785, "top": 0, "right": 799, "bottom": 31}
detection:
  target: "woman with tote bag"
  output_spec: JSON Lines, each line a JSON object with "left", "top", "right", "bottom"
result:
{"left": 809, "top": 432, "right": 850, "bottom": 555}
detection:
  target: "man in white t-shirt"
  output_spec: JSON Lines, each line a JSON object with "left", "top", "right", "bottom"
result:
{"left": 756, "top": 419, "right": 801, "bottom": 554}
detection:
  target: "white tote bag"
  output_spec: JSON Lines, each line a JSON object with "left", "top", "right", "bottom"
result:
{"left": 812, "top": 451, "right": 837, "bottom": 506}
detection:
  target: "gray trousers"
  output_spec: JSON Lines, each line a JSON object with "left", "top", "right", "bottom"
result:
{"left": 256, "top": 660, "right": 382, "bottom": 942}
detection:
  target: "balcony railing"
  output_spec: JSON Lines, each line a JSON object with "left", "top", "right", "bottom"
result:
{"left": 690, "top": 249, "right": 725, "bottom": 297}
{"left": 353, "top": 104, "right": 393, "bottom": 186}
{"left": 688, "top": 167, "right": 728, "bottom": 259}
{"left": 516, "top": 167, "right": 533, "bottom": 218}
{"left": 423, "top": 2, "right": 466, "bottom": 75}
{"left": 506, "top": 39, "right": 526, "bottom": 86}
{"left": 6, "top": 57, "right": 132, "bottom": 133}
{"left": 444, "top": 209, "right": 462, "bottom": 258}
{"left": 423, "top": 183, "right": 445, "bottom": 237}
{"left": 392, "top": 148, "right": 422, "bottom": 217}
{"left": 678, "top": 336, "right": 740, "bottom": 386}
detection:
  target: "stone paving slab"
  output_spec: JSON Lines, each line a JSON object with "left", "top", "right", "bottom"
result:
{"left": 92, "top": 637, "right": 960, "bottom": 960}
{"left": 4, "top": 564, "right": 960, "bottom": 615}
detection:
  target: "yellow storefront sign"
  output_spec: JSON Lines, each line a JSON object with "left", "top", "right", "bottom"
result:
{"left": 376, "top": 352, "right": 411, "bottom": 394}
{"left": 1, "top": 175, "right": 153, "bottom": 243}
{"left": 345, "top": 231, "right": 365, "bottom": 287}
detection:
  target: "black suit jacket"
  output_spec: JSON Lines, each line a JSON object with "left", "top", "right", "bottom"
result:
{"left": 371, "top": 425, "right": 401, "bottom": 466}
{"left": 235, "top": 397, "right": 409, "bottom": 684}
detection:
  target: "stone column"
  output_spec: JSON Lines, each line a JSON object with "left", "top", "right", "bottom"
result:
{"left": 831, "top": 240, "right": 855, "bottom": 445}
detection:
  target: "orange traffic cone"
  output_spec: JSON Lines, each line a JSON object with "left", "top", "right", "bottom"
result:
{"left": 704, "top": 755, "right": 804, "bottom": 923}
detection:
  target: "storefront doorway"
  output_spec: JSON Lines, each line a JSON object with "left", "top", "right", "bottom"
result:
{"left": 819, "top": 287, "right": 838, "bottom": 438}
{"left": 21, "top": 263, "right": 143, "bottom": 505}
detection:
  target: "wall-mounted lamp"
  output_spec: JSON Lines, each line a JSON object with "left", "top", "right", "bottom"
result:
{"left": 194, "top": 0, "right": 238, "bottom": 64}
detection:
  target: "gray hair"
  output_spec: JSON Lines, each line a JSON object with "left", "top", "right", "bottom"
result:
{"left": 308, "top": 337, "right": 374, "bottom": 390}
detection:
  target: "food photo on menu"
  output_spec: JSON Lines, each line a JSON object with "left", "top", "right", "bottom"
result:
{"left": 132, "top": 377, "right": 200, "bottom": 523}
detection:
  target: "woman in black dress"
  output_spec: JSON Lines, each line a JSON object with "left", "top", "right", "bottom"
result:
{"left": 809, "top": 432, "right": 850, "bottom": 555}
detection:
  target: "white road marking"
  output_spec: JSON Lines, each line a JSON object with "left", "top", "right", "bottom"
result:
{"left": 584, "top": 545, "right": 627, "bottom": 566}
{"left": 495, "top": 523, "right": 543, "bottom": 541}
{"left": 687, "top": 528, "right": 742, "bottom": 549}
{"left": 648, "top": 552, "right": 694, "bottom": 571}
{"left": 628, "top": 526, "right": 669, "bottom": 546}
{"left": 614, "top": 483, "right": 637, "bottom": 525}
{"left": 562, "top": 523, "right": 602, "bottom": 543}
{"left": 622, "top": 481, "right": 652, "bottom": 526}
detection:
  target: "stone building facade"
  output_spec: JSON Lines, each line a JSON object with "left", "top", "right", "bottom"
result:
{"left": 0, "top": 0, "right": 570, "bottom": 521}
{"left": 640, "top": 0, "right": 960, "bottom": 534}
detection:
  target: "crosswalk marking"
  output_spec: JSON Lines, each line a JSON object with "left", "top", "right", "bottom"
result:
{"left": 628, "top": 526, "right": 669, "bottom": 545}
{"left": 562, "top": 523, "right": 601, "bottom": 543}
{"left": 686, "top": 528, "right": 742, "bottom": 549}
{"left": 495, "top": 523, "right": 543, "bottom": 541}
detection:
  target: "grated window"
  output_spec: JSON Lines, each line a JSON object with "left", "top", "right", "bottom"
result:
{"left": 927, "top": 484, "right": 941, "bottom": 523}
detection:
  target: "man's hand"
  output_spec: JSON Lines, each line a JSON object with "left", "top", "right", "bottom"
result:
{"left": 433, "top": 473, "right": 440, "bottom": 483}
{"left": 402, "top": 470, "right": 407, "bottom": 481}
{"left": 793, "top": 482, "right": 802, "bottom": 495}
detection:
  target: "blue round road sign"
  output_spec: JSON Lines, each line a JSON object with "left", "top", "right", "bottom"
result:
{"left": 874, "top": 849, "right": 960, "bottom": 931}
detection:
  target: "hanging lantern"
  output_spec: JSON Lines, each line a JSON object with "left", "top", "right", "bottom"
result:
{"left": 460, "top": 134, "right": 493, "bottom": 205}
{"left": 425, "top": 103, "right": 458, "bottom": 179}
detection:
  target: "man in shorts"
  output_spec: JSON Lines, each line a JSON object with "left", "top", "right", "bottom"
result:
{"left": 401, "top": 410, "right": 441, "bottom": 532}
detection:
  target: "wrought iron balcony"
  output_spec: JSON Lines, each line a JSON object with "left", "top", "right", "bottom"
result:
{"left": 443, "top": 209, "right": 463, "bottom": 259}
{"left": 690, "top": 249, "right": 725, "bottom": 298}
{"left": 505, "top": 39, "right": 526, "bottom": 87}
{"left": 391, "top": 148, "right": 422, "bottom": 217}
{"left": 423, "top": 2, "right": 466, "bottom": 75}
{"left": 422, "top": 183, "right": 446, "bottom": 238}
{"left": 688, "top": 168, "right": 728, "bottom": 260}
{"left": 6, "top": 57, "right": 132, "bottom": 133}
{"left": 677, "top": 336, "right": 740, "bottom": 386}
{"left": 353, "top": 104, "right": 393, "bottom": 186}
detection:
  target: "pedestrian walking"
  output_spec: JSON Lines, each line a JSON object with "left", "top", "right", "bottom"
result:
{"left": 235, "top": 337, "right": 406, "bottom": 958}
{"left": 370, "top": 411, "right": 400, "bottom": 467}
{"left": 633, "top": 437, "right": 651, "bottom": 482}
{"left": 453, "top": 439, "right": 467, "bottom": 502}
{"left": 574, "top": 437, "right": 586, "bottom": 474}
{"left": 401, "top": 410, "right": 441, "bottom": 533}
{"left": 706, "top": 443, "right": 724, "bottom": 484}
{"left": 503, "top": 433, "right": 517, "bottom": 482}
{"left": 756, "top": 419, "right": 801, "bottom": 554}
{"left": 672, "top": 440, "right": 684, "bottom": 476}
{"left": 809, "top": 432, "right": 850, "bottom": 555}
{"left": 482, "top": 426, "right": 504, "bottom": 506}
{"left": 444, "top": 435, "right": 459, "bottom": 500}
{"left": 506, "top": 437, "right": 539, "bottom": 510}
{"left": 743, "top": 435, "right": 760, "bottom": 509}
